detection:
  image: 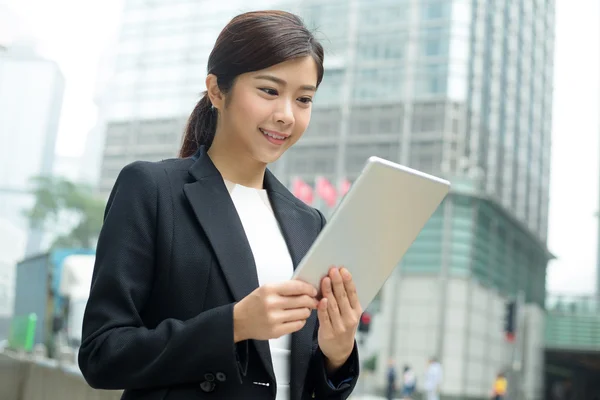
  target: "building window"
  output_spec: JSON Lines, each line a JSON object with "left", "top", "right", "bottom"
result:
{"left": 285, "top": 145, "right": 337, "bottom": 176}
{"left": 345, "top": 142, "right": 400, "bottom": 175}
{"left": 421, "top": 2, "right": 451, "bottom": 20}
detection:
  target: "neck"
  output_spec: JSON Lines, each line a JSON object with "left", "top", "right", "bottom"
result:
{"left": 207, "top": 134, "right": 267, "bottom": 189}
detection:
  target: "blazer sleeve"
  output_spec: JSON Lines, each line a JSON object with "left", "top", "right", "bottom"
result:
{"left": 304, "top": 209, "right": 360, "bottom": 399}
{"left": 78, "top": 161, "right": 247, "bottom": 391}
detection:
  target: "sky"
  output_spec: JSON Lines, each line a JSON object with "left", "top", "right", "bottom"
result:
{"left": 0, "top": 0, "right": 598, "bottom": 295}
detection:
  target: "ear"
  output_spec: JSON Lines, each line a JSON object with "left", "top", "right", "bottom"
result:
{"left": 206, "top": 74, "right": 225, "bottom": 110}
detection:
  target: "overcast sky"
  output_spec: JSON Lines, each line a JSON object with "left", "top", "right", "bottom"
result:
{"left": 1, "top": 0, "right": 598, "bottom": 295}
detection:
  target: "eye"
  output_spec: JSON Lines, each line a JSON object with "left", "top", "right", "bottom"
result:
{"left": 260, "top": 88, "right": 278, "bottom": 96}
{"left": 298, "top": 97, "right": 313, "bottom": 104}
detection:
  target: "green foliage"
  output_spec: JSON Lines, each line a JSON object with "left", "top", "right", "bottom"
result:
{"left": 363, "top": 354, "right": 377, "bottom": 372}
{"left": 24, "top": 176, "right": 105, "bottom": 249}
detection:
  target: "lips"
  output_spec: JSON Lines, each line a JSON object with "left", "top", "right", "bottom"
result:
{"left": 260, "top": 129, "right": 289, "bottom": 140}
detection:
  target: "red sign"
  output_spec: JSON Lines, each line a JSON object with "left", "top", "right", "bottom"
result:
{"left": 292, "top": 177, "right": 314, "bottom": 205}
{"left": 316, "top": 176, "right": 337, "bottom": 208}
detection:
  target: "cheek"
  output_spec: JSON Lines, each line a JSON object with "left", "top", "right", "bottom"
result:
{"left": 294, "top": 109, "right": 312, "bottom": 135}
{"left": 235, "top": 92, "right": 270, "bottom": 123}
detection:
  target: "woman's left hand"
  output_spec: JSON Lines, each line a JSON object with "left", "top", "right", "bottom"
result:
{"left": 317, "top": 266, "right": 362, "bottom": 373}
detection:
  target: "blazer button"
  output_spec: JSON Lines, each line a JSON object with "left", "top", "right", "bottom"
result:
{"left": 216, "top": 372, "right": 227, "bottom": 382}
{"left": 204, "top": 373, "right": 215, "bottom": 382}
{"left": 200, "top": 380, "right": 215, "bottom": 393}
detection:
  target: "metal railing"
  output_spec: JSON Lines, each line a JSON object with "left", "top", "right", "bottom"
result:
{"left": 545, "top": 294, "right": 600, "bottom": 351}
{"left": 546, "top": 294, "right": 600, "bottom": 315}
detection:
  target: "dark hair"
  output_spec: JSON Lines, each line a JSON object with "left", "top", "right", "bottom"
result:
{"left": 179, "top": 10, "right": 325, "bottom": 158}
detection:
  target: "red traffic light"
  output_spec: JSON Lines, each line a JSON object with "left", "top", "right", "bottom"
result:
{"left": 360, "top": 312, "right": 371, "bottom": 325}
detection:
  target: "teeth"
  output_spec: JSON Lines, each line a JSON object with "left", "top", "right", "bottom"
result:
{"left": 261, "top": 129, "right": 285, "bottom": 140}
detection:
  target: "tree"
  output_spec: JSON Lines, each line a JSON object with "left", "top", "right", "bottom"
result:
{"left": 24, "top": 176, "right": 105, "bottom": 250}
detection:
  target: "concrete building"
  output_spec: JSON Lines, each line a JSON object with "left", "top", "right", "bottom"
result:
{"left": 96, "top": 0, "right": 555, "bottom": 398}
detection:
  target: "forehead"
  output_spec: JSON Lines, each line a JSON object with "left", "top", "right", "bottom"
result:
{"left": 245, "top": 56, "right": 319, "bottom": 88}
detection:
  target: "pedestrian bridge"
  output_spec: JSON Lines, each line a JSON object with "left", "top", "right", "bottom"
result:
{"left": 545, "top": 295, "right": 600, "bottom": 352}
{"left": 544, "top": 295, "right": 600, "bottom": 399}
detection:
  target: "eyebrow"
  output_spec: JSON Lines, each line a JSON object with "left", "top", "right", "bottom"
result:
{"left": 254, "top": 74, "right": 317, "bottom": 92}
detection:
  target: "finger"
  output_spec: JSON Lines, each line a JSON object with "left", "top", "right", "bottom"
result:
{"left": 322, "top": 277, "right": 344, "bottom": 332}
{"left": 280, "top": 294, "right": 319, "bottom": 310}
{"left": 277, "top": 280, "right": 318, "bottom": 297}
{"left": 330, "top": 267, "right": 352, "bottom": 317}
{"left": 340, "top": 268, "right": 361, "bottom": 312}
{"left": 277, "top": 307, "right": 312, "bottom": 323}
{"left": 317, "top": 297, "right": 333, "bottom": 333}
{"left": 276, "top": 320, "right": 307, "bottom": 337}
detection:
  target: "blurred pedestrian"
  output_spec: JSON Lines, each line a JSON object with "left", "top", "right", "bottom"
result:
{"left": 424, "top": 357, "right": 443, "bottom": 400}
{"left": 401, "top": 364, "right": 416, "bottom": 399}
{"left": 490, "top": 372, "right": 507, "bottom": 400}
{"left": 386, "top": 359, "right": 397, "bottom": 400}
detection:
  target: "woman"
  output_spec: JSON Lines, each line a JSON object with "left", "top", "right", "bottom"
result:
{"left": 78, "top": 10, "right": 360, "bottom": 400}
{"left": 401, "top": 365, "right": 416, "bottom": 399}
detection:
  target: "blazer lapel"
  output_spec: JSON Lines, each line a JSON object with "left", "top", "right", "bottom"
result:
{"left": 183, "top": 147, "right": 275, "bottom": 382}
{"left": 264, "top": 170, "right": 321, "bottom": 398}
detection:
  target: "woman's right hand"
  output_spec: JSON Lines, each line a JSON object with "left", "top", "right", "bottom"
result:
{"left": 233, "top": 280, "right": 319, "bottom": 342}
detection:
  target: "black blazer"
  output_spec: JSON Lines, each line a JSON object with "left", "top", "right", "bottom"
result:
{"left": 78, "top": 147, "right": 359, "bottom": 400}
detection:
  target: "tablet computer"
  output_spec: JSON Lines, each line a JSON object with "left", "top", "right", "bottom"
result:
{"left": 292, "top": 156, "right": 450, "bottom": 309}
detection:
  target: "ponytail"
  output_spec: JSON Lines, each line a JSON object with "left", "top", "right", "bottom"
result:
{"left": 179, "top": 93, "right": 217, "bottom": 158}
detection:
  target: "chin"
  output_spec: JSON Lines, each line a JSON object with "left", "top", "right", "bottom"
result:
{"left": 254, "top": 147, "right": 286, "bottom": 165}
{"left": 262, "top": 152, "right": 285, "bottom": 165}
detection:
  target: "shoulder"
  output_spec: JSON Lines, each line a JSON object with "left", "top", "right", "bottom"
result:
{"left": 119, "top": 157, "right": 194, "bottom": 177}
{"left": 115, "top": 157, "right": 194, "bottom": 186}
{"left": 108, "top": 157, "right": 195, "bottom": 205}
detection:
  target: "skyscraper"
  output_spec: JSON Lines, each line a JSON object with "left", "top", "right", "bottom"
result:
{"left": 97, "top": 1, "right": 555, "bottom": 398}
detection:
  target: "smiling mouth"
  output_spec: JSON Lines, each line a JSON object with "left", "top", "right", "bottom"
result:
{"left": 259, "top": 129, "right": 289, "bottom": 140}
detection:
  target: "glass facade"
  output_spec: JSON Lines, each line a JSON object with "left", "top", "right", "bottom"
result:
{"left": 402, "top": 193, "right": 547, "bottom": 307}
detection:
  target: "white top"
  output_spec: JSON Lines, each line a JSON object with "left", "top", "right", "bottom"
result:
{"left": 225, "top": 180, "right": 294, "bottom": 400}
{"left": 403, "top": 369, "right": 416, "bottom": 386}
{"left": 424, "top": 362, "right": 443, "bottom": 392}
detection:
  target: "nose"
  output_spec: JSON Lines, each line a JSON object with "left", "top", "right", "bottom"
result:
{"left": 273, "top": 99, "right": 295, "bottom": 126}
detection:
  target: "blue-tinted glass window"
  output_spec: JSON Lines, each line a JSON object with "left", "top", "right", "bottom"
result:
{"left": 316, "top": 69, "right": 344, "bottom": 104}
{"left": 422, "top": 1, "right": 451, "bottom": 20}
{"left": 352, "top": 67, "right": 404, "bottom": 102}
{"left": 415, "top": 64, "right": 448, "bottom": 95}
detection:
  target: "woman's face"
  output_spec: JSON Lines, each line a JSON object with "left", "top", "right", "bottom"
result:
{"left": 213, "top": 56, "right": 319, "bottom": 164}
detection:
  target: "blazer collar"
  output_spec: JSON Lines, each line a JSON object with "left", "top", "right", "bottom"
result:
{"left": 188, "top": 146, "right": 298, "bottom": 201}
